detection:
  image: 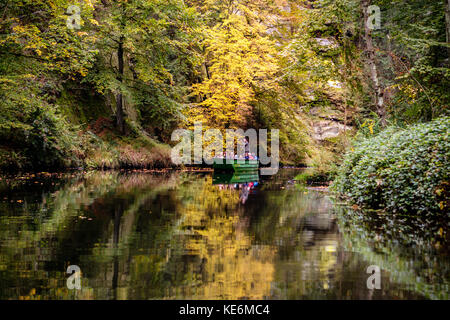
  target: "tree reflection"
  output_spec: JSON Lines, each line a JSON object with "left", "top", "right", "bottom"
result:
{"left": 0, "top": 170, "right": 447, "bottom": 300}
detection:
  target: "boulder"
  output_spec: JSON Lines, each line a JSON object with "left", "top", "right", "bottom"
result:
{"left": 312, "top": 120, "right": 352, "bottom": 140}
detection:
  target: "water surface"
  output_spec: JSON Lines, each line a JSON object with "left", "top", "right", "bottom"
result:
{"left": 0, "top": 170, "right": 448, "bottom": 299}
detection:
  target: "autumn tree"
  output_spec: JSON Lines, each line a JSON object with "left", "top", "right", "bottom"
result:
{"left": 89, "top": 0, "right": 200, "bottom": 134}
{"left": 0, "top": 0, "right": 98, "bottom": 168}
{"left": 189, "top": 0, "right": 280, "bottom": 129}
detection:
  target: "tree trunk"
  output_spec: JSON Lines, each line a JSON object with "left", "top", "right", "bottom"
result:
{"left": 362, "top": 0, "right": 386, "bottom": 127}
{"left": 116, "top": 36, "right": 125, "bottom": 134}
{"left": 446, "top": 0, "right": 450, "bottom": 59}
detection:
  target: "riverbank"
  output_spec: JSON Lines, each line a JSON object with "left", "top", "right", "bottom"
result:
{"left": 0, "top": 119, "right": 174, "bottom": 173}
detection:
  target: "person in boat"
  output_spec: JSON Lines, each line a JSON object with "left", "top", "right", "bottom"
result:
{"left": 244, "top": 137, "right": 249, "bottom": 152}
{"left": 243, "top": 137, "right": 259, "bottom": 160}
{"left": 245, "top": 151, "right": 258, "bottom": 160}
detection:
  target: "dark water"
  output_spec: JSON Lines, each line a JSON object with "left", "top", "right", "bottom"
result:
{"left": 0, "top": 170, "right": 448, "bottom": 300}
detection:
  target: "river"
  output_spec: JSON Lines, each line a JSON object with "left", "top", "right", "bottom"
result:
{"left": 0, "top": 169, "right": 447, "bottom": 299}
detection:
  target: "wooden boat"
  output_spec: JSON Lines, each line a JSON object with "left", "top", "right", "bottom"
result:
{"left": 212, "top": 172, "right": 259, "bottom": 184}
{"left": 212, "top": 158, "right": 259, "bottom": 172}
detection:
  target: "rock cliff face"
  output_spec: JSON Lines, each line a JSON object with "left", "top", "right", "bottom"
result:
{"left": 312, "top": 120, "right": 352, "bottom": 141}
{"left": 307, "top": 81, "right": 355, "bottom": 142}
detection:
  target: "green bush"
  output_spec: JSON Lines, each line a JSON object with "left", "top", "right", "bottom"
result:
{"left": 0, "top": 103, "right": 83, "bottom": 171}
{"left": 332, "top": 117, "right": 449, "bottom": 215}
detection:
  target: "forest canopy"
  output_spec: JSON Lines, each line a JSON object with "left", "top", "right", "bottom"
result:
{"left": 0, "top": 0, "right": 449, "bottom": 171}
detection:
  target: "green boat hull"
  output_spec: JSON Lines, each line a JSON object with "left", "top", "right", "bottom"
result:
{"left": 212, "top": 158, "right": 259, "bottom": 172}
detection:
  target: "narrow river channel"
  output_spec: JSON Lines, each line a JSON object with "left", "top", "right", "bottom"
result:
{"left": 0, "top": 169, "right": 447, "bottom": 299}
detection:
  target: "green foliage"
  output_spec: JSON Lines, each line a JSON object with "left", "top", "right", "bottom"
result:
{"left": 0, "top": 64, "right": 83, "bottom": 169}
{"left": 1, "top": 0, "right": 448, "bottom": 172}
{"left": 0, "top": 0, "right": 98, "bottom": 170}
{"left": 333, "top": 117, "right": 449, "bottom": 215}
{"left": 373, "top": 0, "right": 450, "bottom": 122}
{"left": 88, "top": 0, "right": 201, "bottom": 130}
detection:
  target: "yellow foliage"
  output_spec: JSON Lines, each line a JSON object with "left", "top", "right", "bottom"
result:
{"left": 190, "top": 11, "right": 279, "bottom": 129}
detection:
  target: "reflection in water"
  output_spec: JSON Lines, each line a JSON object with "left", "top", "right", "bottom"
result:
{"left": 0, "top": 170, "right": 447, "bottom": 299}
{"left": 213, "top": 173, "right": 258, "bottom": 204}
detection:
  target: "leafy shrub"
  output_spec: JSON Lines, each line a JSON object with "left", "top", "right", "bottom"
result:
{"left": 0, "top": 58, "right": 83, "bottom": 171}
{"left": 332, "top": 117, "right": 449, "bottom": 215}
{"left": 0, "top": 102, "right": 83, "bottom": 171}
